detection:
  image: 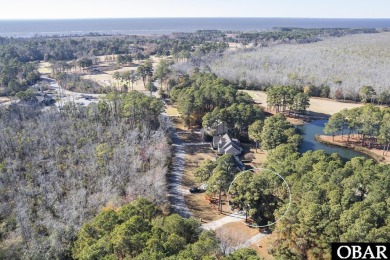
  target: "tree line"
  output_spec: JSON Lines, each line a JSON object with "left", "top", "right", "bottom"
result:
{"left": 324, "top": 105, "right": 390, "bottom": 155}
{"left": 0, "top": 58, "right": 40, "bottom": 96}
{"left": 233, "top": 28, "right": 378, "bottom": 46}
{"left": 266, "top": 85, "right": 310, "bottom": 114}
{"left": 0, "top": 31, "right": 228, "bottom": 64}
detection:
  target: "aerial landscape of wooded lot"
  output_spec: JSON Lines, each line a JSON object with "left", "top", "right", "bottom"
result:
{"left": 0, "top": 2, "right": 390, "bottom": 259}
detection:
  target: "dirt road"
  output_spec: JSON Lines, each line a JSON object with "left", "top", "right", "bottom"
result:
{"left": 167, "top": 131, "right": 192, "bottom": 218}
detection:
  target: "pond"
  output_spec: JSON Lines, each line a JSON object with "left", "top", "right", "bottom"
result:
{"left": 297, "top": 120, "right": 367, "bottom": 161}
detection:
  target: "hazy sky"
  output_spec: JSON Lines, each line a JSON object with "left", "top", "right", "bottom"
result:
{"left": 0, "top": 0, "right": 389, "bottom": 19}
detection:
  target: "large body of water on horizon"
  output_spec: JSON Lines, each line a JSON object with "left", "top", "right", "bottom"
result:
{"left": 1, "top": 18, "right": 390, "bottom": 37}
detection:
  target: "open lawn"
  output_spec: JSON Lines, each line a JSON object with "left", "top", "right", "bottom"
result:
{"left": 69, "top": 54, "right": 168, "bottom": 92}
{"left": 183, "top": 146, "right": 224, "bottom": 222}
{"left": 38, "top": 61, "right": 52, "bottom": 74}
{"left": 242, "top": 90, "right": 365, "bottom": 116}
{"left": 240, "top": 143, "right": 267, "bottom": 168}
{"left": 250, "top": 234, "right": 274, "bottom": 260}
{"left": 227, "top": 42, "right": 254, "bottom": 51}
{"left": 82, "top": 67, "right": 148, "bottom": 92}
{"left": 217, "top": 221, "right": 259, "bottom": 239}
{"left": 165, "top": 105, "right": 180, "bottom": 117}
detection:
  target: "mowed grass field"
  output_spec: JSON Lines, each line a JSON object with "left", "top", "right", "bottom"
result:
{"left": 81, "top": 67, "right": 147, "bottom": 91}
{"left": 39, "top": 55, "right": 168, "bottom": 93}
{"left": 82, "top": 55, "right": 167, "bottom": 91}
{"left": 242, "top": 90, "right": 364, "bottom": 115}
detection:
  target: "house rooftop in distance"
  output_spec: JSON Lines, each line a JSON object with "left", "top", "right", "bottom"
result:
{"left": 213, "top": 133, "right": 242, "bottom": 156}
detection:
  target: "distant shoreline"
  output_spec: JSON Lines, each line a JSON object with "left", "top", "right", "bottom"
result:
{"left": 1, "top": 17, "right": 390, "bottom": 38}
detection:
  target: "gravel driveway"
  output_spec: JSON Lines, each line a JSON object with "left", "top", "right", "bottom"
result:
{"left": 167, "top": 132, "right": 192, "bottom": 218}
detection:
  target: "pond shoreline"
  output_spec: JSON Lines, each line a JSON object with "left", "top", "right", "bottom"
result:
{"left": 296, "top": 120, "right": 369, "bottom": 161}
{"left": 315, "top": 135, "right": 388, "bottom": 163}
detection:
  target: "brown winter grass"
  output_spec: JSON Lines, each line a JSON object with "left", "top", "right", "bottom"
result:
{"left": 227, "top": 42, "right": 254, "bottom": 51}
{"left": 183, "top": 192, "right": 225, "bottom": 223}
{"left": 81, "top": 65, "right": 148, "bottom": 92}
{"left": 170, "top": 115, "right": 186, "bottom": 131}
{"left": 80, "top": 54, "right": 163, "bottom": 91}
{"left": 216, "top": 221, "right": 273, "bottom": 259}
{"left": 240, "top": 143, "right": 267, "bottom": 168}
{"left": 177, "top": 131, "right": 204, "bottom": 143}
{"left": 250, "top": 234, "right": 275, "bottom": 260}
{"left": 217, "top": 221, "right": 259, "bottom": 239}
{"left": 0, "top": 97, "right": 10, "bottom": 103}
{"left": 241, "top": 90, "right": 365, "bottom": 116}
{"left": 182, "top": 146, "right": 225, "bottom": 222}
{"left": 82, "top": 72, "right": 147, "bottom": 92}
{"left": 317, "top": 135, "right": 390, "bottom": 164}
{"left": 165, "top": 105, "right": 180, "bottom": 117}
{"left": 38, "top": 61, "right": 52, "bottom": 74}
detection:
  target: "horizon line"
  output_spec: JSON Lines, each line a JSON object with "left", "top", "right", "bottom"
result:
{"left": 1, "top": 16, "right": 390, "bottom": 21}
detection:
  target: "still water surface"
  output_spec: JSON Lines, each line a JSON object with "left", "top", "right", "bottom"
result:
{"left": 298, "top": 120, "right": 366, "bottom": 161}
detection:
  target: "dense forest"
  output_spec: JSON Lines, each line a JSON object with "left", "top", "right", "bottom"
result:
{"left": 169, "top": 73, "right": 264, "bottom": 141}
{"left": 0, "top": 59, "right": 40, "bottom": 96}
{"left": 169, "top": 76, "right": 303, "bottom": 146}
{"left": 232, "top": 27, "right": 378, "bottom": 45}
{"left": 72, "top": 198, "right": 261, "bottom": 259}
{"left": 0, "top": 92, "right": 169, "bottom": 258}
{"left": 0, "top": 31, "right": 225, "bottom": 62}
{"left": 209, "top": 33, "right": 390, "bottom": 103}
{"left": 266, "top": 146, "right": 390, "bottom": 259}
